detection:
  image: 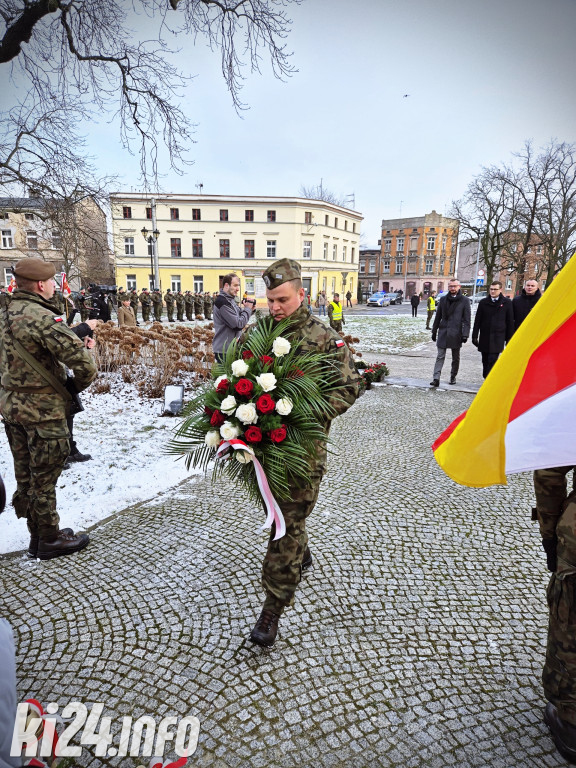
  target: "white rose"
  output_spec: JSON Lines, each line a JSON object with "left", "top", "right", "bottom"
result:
{"left": 213, "top": 374, "right": 228, "bottom": 389}
{"left": 235, "top": 403, "right": 258, "bottom": 425}
{"left": 231, "top": 359, "right": 249, "bottom": 377}
{"left": 235, "top": 450, "right": 253, "bottom": 464}
{"left": 275, "top": 397, "right": 293, "bottom": 416}
{"left": 272, "top": 336, "right": 291, "bottom": 357}
{"left": 204, "top": 431, "right": 221, "bottom": 448}
{"left": 220, "top": 395, "right": 237, "bottom": 414}
{"left": 256, "top": 372, "right": 277, "bottom": 392}
{"left": 220, "top": 421, "right": 240, "bottom": 440}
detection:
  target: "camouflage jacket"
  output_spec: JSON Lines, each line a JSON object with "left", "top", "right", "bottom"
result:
{"left": 244, "top": 304, "right": 360, "bottom": 476}
{"left": 0, "top": 290, "right": 97, "bottom": 423}
{"left": 164, "top": 292, "right": 175, "bottom": 307}
{"left": 194, "top": 295, "right": 203, "bottom": 312}
{"left": 150, "top": 292, "right": 163, "bottom": 306}
{"left": 129, "top": 291, "right": 139, "bottom": 306}
{"left": 184, "top": 294, "right": 195, "bottom": 306}
{"left": 139, "top": 292, "right": 152, "bottom": 306}
{"left": 203, "top": 294, "right": 213, "bottom": 309}
{"left": 175, "top": 293, "right": 185, "bottom": 307}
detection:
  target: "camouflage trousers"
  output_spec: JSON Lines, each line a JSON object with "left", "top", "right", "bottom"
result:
{"left": 329, "top": 320, "right": 343, "bottom": 334}
{"left": 543, "top": 489, "right": 576, "bottom": 725}
{"left": 142, "top": 306, "right": 151, "bottom": 321}
{"left": 153, "top": 306, "right": 162, "bottom": 321}
{"left": 131, "top": 303, "right": 139, "bottom": 320}
{"left": 166, "top": 305, "right": 174, "bottom": 322}
{"left": 4, "top": 419, "right": 69, "bottom": 535}
{"left": 176, "top": 306, "right": 184, "bottom": 321}
{"left": 262, "top": 474, "right": 322, "bottom": 614}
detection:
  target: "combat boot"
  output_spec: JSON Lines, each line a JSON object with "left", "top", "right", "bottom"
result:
{"left": 250, "top": 608, "right": 281, "bottom": 647}
{"left": 302, "top": 547, "right": 313, "bottom": 572}
{"left": 28, "top": 526, "right": 73, "bottom": 558}
{"left": 545, "top": 703, "right": 576, "bottom": 764}
{"left": 37, "top": 529, "right": 90, "bottom": 560}
{"left": 67, "top": 451, "right": 92, "bottom": 463}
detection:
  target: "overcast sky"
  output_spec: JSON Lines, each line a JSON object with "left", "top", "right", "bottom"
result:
{"left": 28, "top": 0, "right": 576, "bottom": 243}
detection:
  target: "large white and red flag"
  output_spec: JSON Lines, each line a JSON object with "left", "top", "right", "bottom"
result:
{"left": 433, "top": 255, "right": 576, "bottom": 487}
{"left": 60, "top": 271, "right": 71, "bottom": 297}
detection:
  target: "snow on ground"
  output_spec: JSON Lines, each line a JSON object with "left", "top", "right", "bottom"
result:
{"left": 345, "top": 314, "right": 432, "bottom": 354}
{"left": 0, "top": 383, "right": 199, "bottom": 554}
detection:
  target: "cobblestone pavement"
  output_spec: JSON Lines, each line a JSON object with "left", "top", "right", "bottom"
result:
{"left": 0, "top": 352, "right": 565, "bottom": 767}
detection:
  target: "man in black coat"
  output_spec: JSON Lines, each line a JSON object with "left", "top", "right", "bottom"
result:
{"left": 512, "top": 279, "right": 541, "bottom": 331}
{"left": 472, "top": 281, "right": 514, "bottom": 378}
{"left": 410, "top": 293, "right": 420, "bottom": 317}
{"left": 430, "top": 279, "right": 471, "bottom": 386}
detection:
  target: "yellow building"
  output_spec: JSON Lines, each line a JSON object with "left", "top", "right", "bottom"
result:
{"left": 110, "top": 193, "right": 362, "bottom": 301}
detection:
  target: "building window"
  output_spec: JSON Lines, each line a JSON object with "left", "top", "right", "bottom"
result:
{"left": 368, "top": 281, "right": 374, "bottom": 294}
{"left": 397, "top": 237, "right": 404, "bottom": 253}
{"left": 369, "top": 261, "right": 376, "bottom": 273}
{"left": 331, "top": 277, "right": 336, "bottom": 294}
{"left": 442, "top": 236, "right": 447, "bottom": 253}
{"left": 26, "top": 231, "right": 38, "bottom": 249}
{"left": 126, "top": 274, "right": 136, "bottom": 290}
{"left": 351, "top": 248, "right": 355, "bottom": 263}
{"left": 344, "top": 220, "right": 348, "bottom": 231}
{"left": 244, "top": 239, "right": 255, "bottom": 258}
{"left": 192, "top": 238, "right": 203, "bottom": 258}
{"left": 245, "top": 209, "right": 254, "bottom": 222}
{"left": 325, "top": 214, "right": 329, "bottom": 225}
{"left": 146, "top": 207, "right": 152, "bottom": 219}
{"left": 170, "top": 207, "right": 179, "bottom": 220}
{"left": 541, "top": 280, "right": 546, "bottom": 290}
{"left": 395, "top": 258, "right": 404, "bottom": 274}
{"left": 266, "top": 240, "right": 276, "bottom": 259}
{"left": 193, "top": 275, "right": 203, "bottom": 293}
{"left": 303, "top": 241, "right": 312, "bottom": 259}
{"left": 124, "top": 236, "right": 135, "bottom": 255}
{"left": 360, "top": 262, "right": 365, "bottom": 273}
{"left": 220, "top": 209, "right": 228, "bottom": 222}
{"left": 383, "top": 260, "right": 390, "bottom": 272}
{"left": 410, "top": 236, "right": 418, "bottom": 250}
{"left": 425, "top": 259, "right": 433, "bottom": 273}
{"left": 122, "top": 206, "right": 132, "bottom": 219}
{"left": 219, "top": 239, "right": 230, "bottom": 258}
{"left": 4, "top": 268, "right": 12, "bottom": 285}
{"left": 245, "top": 278, "right": 255, "bottom": 294}
{"left": 536, "top": 244, "right": 543, "bottom": 255}
{"left": 170, "top": 237, "right": 182, "bottom": 258}
{"left": 25, "top": 213, "right": 34, "bottom": 220}
{"left": 322, "top": 277, "right": 327, "bottom": 291}
{"left": 323, "top": 242, "right": 328, "bottom": 260}
{"left": 506, "top": 278, "right": 512, "bottom": 290}
{"left": 267, "top": 210, "right": 276, "bottom": 222}
{"left": 192, "top": 208, "right": 201, "bottom": 221}
{"left": 147, "top": 240, "right": 153, "bottom": 257}
{"left": 305, "top": 211, "right": 312, "bottom": 224}
{"left": 384, "top": 239, "right": 392, "bottom": 252}
{"left": 427, "top": 236, "right": 436, "bottom": 251}
{"left": 343, "top": 246, "right": 347, "bottom": 262}
{"left": 332, "top": 244, "right": 337, "bottom": 261}
{"left": 171, "top": 275, "right": 181, "bottom": 292}
{"left": 334, "top": 217, "right": 338, "bottom": 228}
{"left": 51, "top": 230, "right": 62, "bottom": 249}
{"left": 352, "top": 223, "right": 356, "bottom": 233}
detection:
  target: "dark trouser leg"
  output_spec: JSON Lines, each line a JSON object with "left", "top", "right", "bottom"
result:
{"left": 544, "top": 574, "right": 576, "bottom": 726}
{"left": 426, "top": 310, "right": 434, "bottom": 329}
{"left": 433, "top": 347, "right": 446, "bottom": 381}
{"left": 4, "top": 422, "right": 32, "bottom": 520}
{"left": 412, "top": 307, "right": 417, "bottom": 317}
{"left": 66, "top": 414, "right": 77, "bottom": 455}
{"left": 262, "top": 479, "right": 321, "bottom": 613}
{"left": 450, "top": 347, "right": 461, "bottom": 379}
{"left": 481, "top": 351, "right": 499, "bottom": 378}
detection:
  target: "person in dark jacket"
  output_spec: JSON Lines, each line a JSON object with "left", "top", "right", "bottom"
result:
{"left": 410, "top": 293, "right": 420, "bottom": 317}
{"left": 213, "top": 273, "right": 255, "bottom": 362}
{"left": 430, "top": 279, "right": 471, "bottom": 386}
{"left": 512, "top": 279, "right": 542, "bottom": 331}
{"left": 471, "top": 281, "right": 514, "bottom": 378}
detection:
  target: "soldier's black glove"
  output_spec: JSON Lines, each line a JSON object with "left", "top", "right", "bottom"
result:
{"left": 461, "top": 337, "right": 468, "bottom": 344}
{"left": 542, "top": 538, "right": 558, "bottom": 572}
{"left": 431, "top": 332, "right": 437, "bottom": 342}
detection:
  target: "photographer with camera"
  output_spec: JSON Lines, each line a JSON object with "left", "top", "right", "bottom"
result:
{"left": 87, "top": 284, "right": 117, "bottom": 323}
{"left": 213, "top": 273, "right": 255, "bottom": 363}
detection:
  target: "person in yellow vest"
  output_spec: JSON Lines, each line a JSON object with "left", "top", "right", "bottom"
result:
{"left": 426, "top": 290, "right": 437, "bottom": 330}
{"left": 328, "top": 293, "right": 345, "bottom": 333}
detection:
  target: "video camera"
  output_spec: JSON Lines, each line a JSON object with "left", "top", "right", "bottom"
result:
{"left": 87, "top": 283, "right": 117, "bottom": 295}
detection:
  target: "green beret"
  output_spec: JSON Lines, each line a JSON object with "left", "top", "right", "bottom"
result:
{"left": 13, "top": 258, "right": 56, "bottom": 281}
{"left": 262, "top": 258, "right": 301, "bottom": 290}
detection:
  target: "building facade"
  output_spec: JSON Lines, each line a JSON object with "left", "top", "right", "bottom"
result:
{"left": 0, "top": 197, "right": 110, "bottom": 289}
{"left": 370, "top": 210, "right": 458, "bottom": 298}
{"left": 110, "top": 194, "right": 362, "bottom": 301}
{"left": 457, "top": 238, "right": 548, "bottom": 297}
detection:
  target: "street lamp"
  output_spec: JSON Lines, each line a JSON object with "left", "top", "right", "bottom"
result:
{"left": 472, "top": 229, "right": 485, "bottom": 302}
{"left": 141, "top": 227, "right": 160, "bottom": 290}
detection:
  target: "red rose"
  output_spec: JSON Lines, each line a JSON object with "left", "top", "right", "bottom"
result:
{"left": 269, "top": 425, "right": 287, "bottom": 443}
{"left": 235, "top": 378, "right": 254, "bottom": 397}
{"left": 287, "top": 368, "right": 304, "bottom": 379}
{"left": 210, "top": 410, "right": 225, "bottom": 427}
{"left": 216, "top": 378, "right": 229, "bottom": 393}
{"left": 242, "top": 350, "right": 255, "bottom": 359}
{"left": 259, "top": 355, "right": 274, "bottom": 367}
{"left": 204, "top": 406, "right": 214, "bottom": 417}
{"left": 244, "top": 426, "right": 262, "bottom": 443}
{"left": 256, "top": 394, "right": 276, "bottom": 413}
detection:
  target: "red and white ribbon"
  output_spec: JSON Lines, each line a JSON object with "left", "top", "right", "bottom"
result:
{"left": 215, "top": 439, "right": 286, "bottom": 540}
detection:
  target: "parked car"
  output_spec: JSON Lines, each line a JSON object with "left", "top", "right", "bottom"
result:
{"left": 469, "top": 291, "right": 487, "bottom": 304}
{"left": 384, "top": 292, "right": 403, "bottom": 305}
{"left": 367, "top": 291, "right": 390, "bottom": 307}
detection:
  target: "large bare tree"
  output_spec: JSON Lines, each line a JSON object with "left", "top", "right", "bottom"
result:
{"left": 0, "top": 0, "right": 299, "bottom": 201}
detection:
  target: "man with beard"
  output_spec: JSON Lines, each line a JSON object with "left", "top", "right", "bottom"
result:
{"left": 430, "top": 278, "right": 471, "bottom": 387}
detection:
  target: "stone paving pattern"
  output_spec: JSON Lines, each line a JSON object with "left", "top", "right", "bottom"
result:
{"left": 0, "top": 333, "right": 567, "bottom": 767}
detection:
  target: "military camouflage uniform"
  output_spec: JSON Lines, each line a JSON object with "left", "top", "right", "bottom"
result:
{"left": 151, "top": 290, "right": 163, "bottom": 321}
{"left": 535, "top": 466, "right": 576, "bottom": 726}
{"left": 164, "top": 290, "right": 175, "bottom": 322}
{"left": 0, "top": 290, "right": 97, "bottom": 539}
{"left": 327, "top": 300, "right": 345, "bottom": 334}
{"left": 175, "top": 291, "right": 185, "bottom": 321}
{"left": 184, "top": 292, "right": 194, "bottom": 321}
{"left": 129, "top": 289, "right": 139, "bottom": 320}
{"left": 194, "top": 293, "right": 203, "bottom": 317}
{"left": 78, "top": 291, "right": 89, "bottom": 322}
{"left": 139, "top": 290, "right": 152, "bottom": 322}
{"left": 246, "top": 262, "right": 360, "bottom": 615}
{"left": 203, "top": 292, "right": 213, "bottom": 320}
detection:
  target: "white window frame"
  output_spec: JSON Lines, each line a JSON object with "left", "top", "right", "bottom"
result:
{"left": 126, "top": 274, "right": 137, "bottom": 291}
{"left": 396, "top": 237, "right": 404, "bottom": 253}
{"left": 245, "top": 277, "right": 255, "bottom": 294}
{"left": 171, "top": 275, "right": 181, "bottom": 292}
{"left": 359, "top": 262, "right": 365, "bottom": 273}
{"left": 332, "top": 244, "right": 337, "bottom": 261}
{"left": 193, "top": 275, "right": 204, "bottom": 293}
{"left": 266, "top": 240, "right": 276, "bottom": 259}
{"left": 369, "top": 261, "right": 376, "bottom": 273}
{"left": 124, "top": 236, "right": 135, "bottom": 255}
{"left": 51, "top": 230, "right": 62, "bottom": 250}
{"left": 26, "top": 230, "right": 38, "bottom": 249}
{"left": 506, "top": 278, "right": 512, "bottom": 290}
{"left": 342, "top": 246, "right": 347, "bottom": 262}
{"left": 384, "top": 238, "right": 392, "bottom": 252}
{"left": 1, "top": 229, "right": 14, "bottom": 248}
{"left": 425, "top": 259, "right": 433, "bottom": 274}
{"left": 383, "top": 260, "right": 390, "bottom": 272}
{"left": 395, "top": 258, "right": 404, "bottom": 274}
{"left": 427, "top": 236, "right": 436, "bottom": 251}
{"left": 303, "top": 241, "right": 312, "bottom": 259}
{"left": 323, "top": 242, "right": 328, "bottom": 260}
{"left": 4, "top": 267, "right": 13, "bottom": 285}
